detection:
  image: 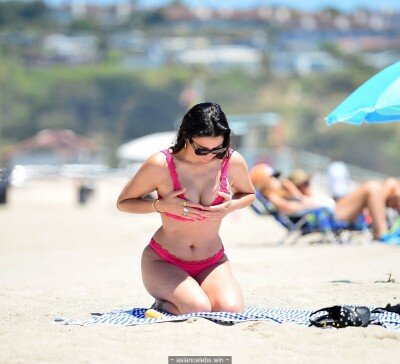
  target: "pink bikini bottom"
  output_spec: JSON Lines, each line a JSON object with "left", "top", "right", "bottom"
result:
{"left": 148, "top": 238, "right": 225, "bottom": 278}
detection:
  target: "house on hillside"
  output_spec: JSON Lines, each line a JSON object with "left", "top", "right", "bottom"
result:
{"left": 8, "top": 129, "right": 102, "bottom": 183}
{"left": 9, "top": 129, "right": 98, "bottom": 167}
{"left": 271, "top": 50, "right": 341, "bottom": 75}
{"left": 43, "top": 33, "right": 98, "bottom": 64}
{"left": 173, "top": 45, "right": 263, "bottom": 73}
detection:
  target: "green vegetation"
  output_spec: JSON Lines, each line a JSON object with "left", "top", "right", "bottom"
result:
{"left": 1, "top": 59, "right": 399, "bottom": 174}
{"left": 0, "top": 1, "right": 50, "bottom": 30}
{"left": 0, "top": 62, "right": 188, "bottom": 144}
{"left": 0, "top": 2, "right": 398, "bottom": 174}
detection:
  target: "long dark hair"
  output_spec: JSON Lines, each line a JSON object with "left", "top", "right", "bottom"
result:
{"left": 171, "top": 102, "right": 232, "bottom": 159}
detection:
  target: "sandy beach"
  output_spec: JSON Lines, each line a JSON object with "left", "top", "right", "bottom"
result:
{"left": 1, "top": 178, "right": 400, "bottom": 364}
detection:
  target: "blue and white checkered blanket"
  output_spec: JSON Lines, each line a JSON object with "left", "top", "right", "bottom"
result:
{"left": 54, "top": 306, "right": 400, "bottom": 329}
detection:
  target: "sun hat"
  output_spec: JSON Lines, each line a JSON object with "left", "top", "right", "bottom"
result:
{"left": 287, "top": 169, "right": 313, "bottom": 187}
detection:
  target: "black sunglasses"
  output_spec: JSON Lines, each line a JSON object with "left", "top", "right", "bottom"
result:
{"left": 189, "top": 139, "right": 227, "bottom": 156}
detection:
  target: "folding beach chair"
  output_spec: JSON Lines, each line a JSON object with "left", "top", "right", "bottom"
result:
{"left": 250, "top": 190, "right": 369, "bottom": 245}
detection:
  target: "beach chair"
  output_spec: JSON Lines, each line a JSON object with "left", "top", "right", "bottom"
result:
{"left": 250, "top": 190, "right": 369, "bottom": 245}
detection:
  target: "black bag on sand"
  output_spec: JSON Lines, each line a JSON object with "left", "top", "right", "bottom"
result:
{"left": 309, "top": 305, "right": 371, "bottom": 328}
{"left": 371, "top": 303, "right": 400, "bottom": 315}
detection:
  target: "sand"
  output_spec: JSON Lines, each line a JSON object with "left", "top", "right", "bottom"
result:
{"left": 1, "top": 178, "right": 400, "bottom": 364}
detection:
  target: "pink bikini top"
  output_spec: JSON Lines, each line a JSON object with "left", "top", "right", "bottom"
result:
{"left": 157, "top": 148, "right": 232, "bottom": 222}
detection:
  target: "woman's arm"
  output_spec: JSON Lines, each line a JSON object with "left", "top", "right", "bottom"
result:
{"left": 228, "top": 152, "right": 256, "bottom": 211}
{"left": 117, "top": 152, "right": 206, "bottom": 219}
{"left": 268, "top": 191, "right": 323, "bottom": 215}
{"left": 281, "top": 178, "right": 303, "bottom": 200}
{"left": 116, "top": 153, "right": 164, "bottom": 214}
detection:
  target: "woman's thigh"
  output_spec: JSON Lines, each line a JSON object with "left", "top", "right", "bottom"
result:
{"left": 335, "top": 185, "right": 369, "bottom": 221}
{"left": 195, "top": 257, "right": 244, "bottom": 313}
{"left": 141, "top": 246, "right": 212, "bottom": 314}
{"left": 335, "top": 180, "right": 383, "bottom": 222}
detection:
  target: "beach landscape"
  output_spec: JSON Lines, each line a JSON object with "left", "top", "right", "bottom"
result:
{"left": 1, "top": 177, "right": 400, "bottom": 363}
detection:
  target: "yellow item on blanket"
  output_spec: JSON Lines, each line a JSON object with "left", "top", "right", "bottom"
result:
{"left": 145, "top": 309, "right": 165, "bottom": 319}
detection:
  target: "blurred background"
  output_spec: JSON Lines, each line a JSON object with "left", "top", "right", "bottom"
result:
{"left": 0, "top": 0, "right": 399, "bottom": 204}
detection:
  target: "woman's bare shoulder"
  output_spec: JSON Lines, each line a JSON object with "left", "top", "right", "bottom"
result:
{"left": 227, "top": 150, "right": 255, "bottom": 192}
{"left": 227, "top": 150, "right": 249, "bottom": 176}
{"left": 140, "top": 151, "right": 168, "bottom": 171}
{"left": 228, "top": 150, "right": 247, "bottom": 168}
{"left": 117, "top": 152, "right": 168, "bottom": 202}
{"left": 129, "top": 152, "right": 168, "bottom": 181}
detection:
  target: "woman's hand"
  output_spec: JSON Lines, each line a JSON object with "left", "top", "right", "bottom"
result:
{"left": 201, "top": 191, "right": 233, "bottom": 220}
{"left": 157, "top": 188, "right": 207, "bottom": 221}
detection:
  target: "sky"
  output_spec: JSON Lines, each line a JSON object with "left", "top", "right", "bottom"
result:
{"left": 44, "top": 0, "right": 400, "bottom": 12}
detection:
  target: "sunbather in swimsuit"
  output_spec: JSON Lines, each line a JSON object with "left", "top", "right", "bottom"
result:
{"left": 148, "top": 148, "right": 231, "bottom": 277}
{"left": 117, "top": 102, "right": 256, "bottom": 315}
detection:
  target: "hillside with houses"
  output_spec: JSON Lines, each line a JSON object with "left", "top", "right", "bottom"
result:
{"left": 0, "top": 1, "right": 399, "bottom": 174}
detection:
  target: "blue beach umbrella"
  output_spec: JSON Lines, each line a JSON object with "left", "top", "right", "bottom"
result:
{"left": 326, "top": 61, "right": 400, "bottom": 125}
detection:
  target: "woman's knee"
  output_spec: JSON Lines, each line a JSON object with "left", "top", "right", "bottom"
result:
{"left": 212, "top": 300, "right": 244, "bottom": 313}
{"left": 362, "top": 180, "right": 382, "bottom": 195}
{"left": 384, "top": 177, "right": 398, "bottom": 185}
{"left": 177, "top": 295, "right": 212, "bottom": 314}
{"left": 383, "top": 178, "right": 400, "bottom": 194}
{"left": 212, "top": 295, "right": 244, "bottom": 313}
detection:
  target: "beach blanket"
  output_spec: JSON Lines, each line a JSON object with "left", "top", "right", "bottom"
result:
{"left": 54, "top": 306, "right": 400, "bottom": 329}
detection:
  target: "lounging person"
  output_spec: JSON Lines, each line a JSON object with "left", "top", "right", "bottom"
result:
{"left": 117, "top": 102, "right": 255, "bottom": 315}
{"left": 288, "top": 168, "right": 400, "bottom": 215}
{"left": 250, "top": 164, "right": 330, "bottom": 216}
{"left": 249, "top": 164, "right": 400, "bottom": 243}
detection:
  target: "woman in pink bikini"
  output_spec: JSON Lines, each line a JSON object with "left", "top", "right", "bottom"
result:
{"left": 117, "top": 102, "right": 255, "bottom": 315}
